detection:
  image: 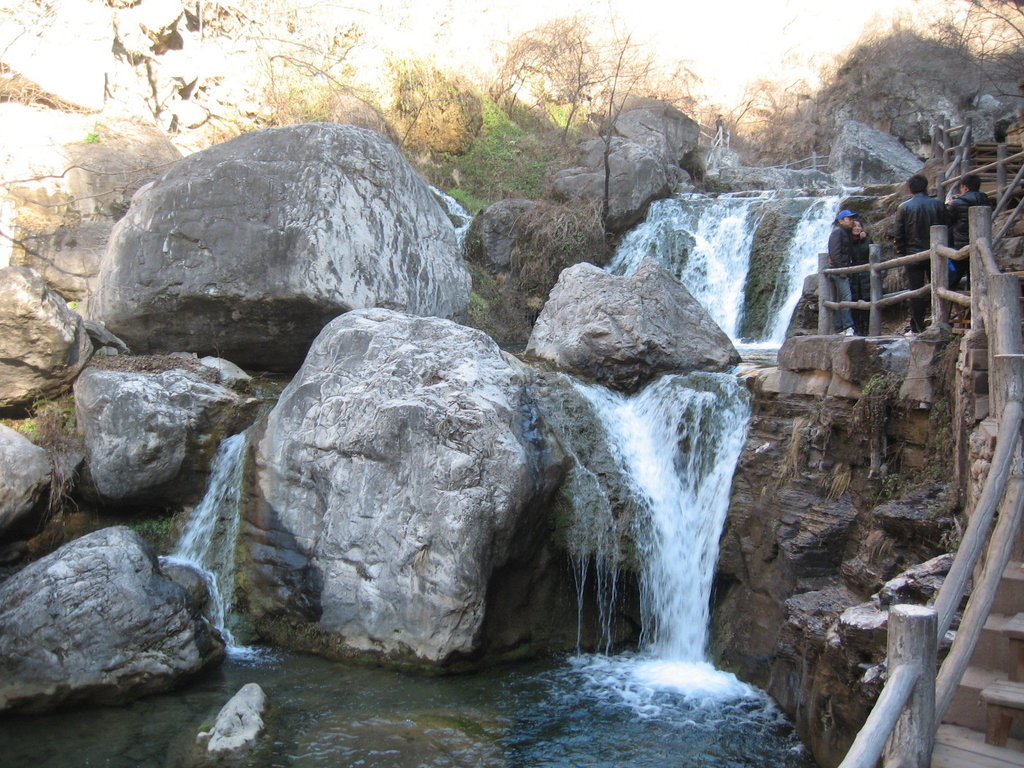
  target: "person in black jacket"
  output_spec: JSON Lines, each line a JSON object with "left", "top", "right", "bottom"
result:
{"left": 849, "top": 218, "right": 872, "bottom": 335}
{"left": 828, "top": 209, "right": 857, "bottom": 334}
{"left": 946, "top": 173, "right": 992, "bottom": 290}
{"left": 896, "top": 174, "right": 946, "bottom": 333}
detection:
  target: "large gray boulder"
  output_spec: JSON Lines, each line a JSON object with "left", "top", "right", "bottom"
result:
{"left": 828, "top": 120, "right": 923, "bottom": 186}
{"left": 242, "top": 308, "right": 565, "bottom": 664}
{"left": 0, "top": 105, "right": 183, "bottom": 301}
{"left": 74, "top": 366, "right": 260, "bottom": 505}
{"left": 88, "top": 123, "right": 471, "bottom": 371}
{"left": 0, "top": 266, "right": 93, "bottom": 409}
{"left": 552, "top": 138, "right": 670, "bottom": 233}
{"left": 0, "top": 526, "right": 225, "bottom": 713}
{"left": 614, "top": 98, "right": 701, "bottom": 167}
{"left": 527, "top": 258, "right": 740, "bottom": 392}
{"left": 0, "top": 425, "right": 51, "bottom": 537}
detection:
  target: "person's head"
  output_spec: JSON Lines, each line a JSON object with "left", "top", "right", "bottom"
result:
{"left": 852, "top": 219, "right": 865, "bottom": 237}
{"left": 960, "top": 173, "right": 982, "bottom": 193}
{"left": 836, "top": 208, "right": 857, "bottom": 228}
{"left": 907, "top": 174, "right": 929, "bottom": 194}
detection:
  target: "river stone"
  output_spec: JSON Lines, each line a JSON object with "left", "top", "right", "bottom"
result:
{"left": 0, "top": 526, "right": 225, "bottom": 713}
{"left": 87, "top": 123, "right": 471, "bottom": 371}
{"left": 0, "top": 424, "right": 51, "bottom": 537}
{"left": 243, "top": 308, "right": 564, "bottom": 664}
{"left": 526, "top": 258, "right": 739, "bottom": 392}
{"left": 198, "top": 682, "right": 268, "bottom": 755}
{"left": 0, "top": 266, "right": 93, "bottom": 409}
{"left": 74, "top": 367, "right": 260, "bottom": 505}
{"left": 828, "top": 120, "right": 924, "bottom": 186}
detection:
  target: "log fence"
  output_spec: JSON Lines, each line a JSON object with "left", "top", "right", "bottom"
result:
{"left": 832, "top": 204, "right": 1024, "bottom": 767}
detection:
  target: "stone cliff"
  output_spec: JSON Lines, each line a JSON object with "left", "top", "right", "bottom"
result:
{"left": 712, "top": 331, "right": 973, "bottom": 767}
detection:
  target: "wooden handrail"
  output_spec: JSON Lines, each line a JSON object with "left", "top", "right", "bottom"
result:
{"left": 831, "top": 204, "right": 1024, "bottom": 768}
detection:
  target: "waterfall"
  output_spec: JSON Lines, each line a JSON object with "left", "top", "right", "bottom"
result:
{"left": 553, "top": 370, "right": 754, "bottom": 709}
{"left": 431, "top": 186, "right": 473, "bottom": 250}
{"left": 166, "top": 431, "right": 247, "bottom": 651}
{"left": 607, "top": 190, "right": 844, "bottom": 347}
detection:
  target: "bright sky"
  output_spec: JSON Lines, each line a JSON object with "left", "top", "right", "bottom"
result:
{"left": 356, "top": 0, "right": 953, "bottom": 107}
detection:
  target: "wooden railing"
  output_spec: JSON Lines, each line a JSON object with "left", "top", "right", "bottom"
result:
{"left": 834, "top": 205, "right": 1024, "bottom": 767}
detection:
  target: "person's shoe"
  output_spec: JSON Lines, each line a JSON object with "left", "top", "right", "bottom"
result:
{"left": 844, "top": 327, "right": 854, "bottom": 336}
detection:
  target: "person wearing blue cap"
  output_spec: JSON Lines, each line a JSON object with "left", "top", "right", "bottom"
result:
{"left": 827, "top": 209, "right": 857, "bottom": 335}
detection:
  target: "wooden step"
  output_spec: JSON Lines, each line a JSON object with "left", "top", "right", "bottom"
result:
{"left": 982, "top": 680, "right": 1024, "bottom": 746}
{"left": 973, "top": 614, "right": 1020, "bottom": 673}
{"left": 993, "top": 562, "right": 1024, "bottom": 617}
{"left": 948, "top": 666, "right": 1008, "bottom": 731}
{"left": 934, "top": 724, "right": 1024, "bottom": 767}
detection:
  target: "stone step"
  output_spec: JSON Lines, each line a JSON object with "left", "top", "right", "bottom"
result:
{"left": 947, "top": 666, "right": 1008, "bottom": 732}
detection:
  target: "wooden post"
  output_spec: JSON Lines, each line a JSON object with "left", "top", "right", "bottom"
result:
{"left": 818, "top": 252, "right": 834, "bottom": 335}
{"left": 988, "top": 273, "right": 1024, "bottom": 415}
{"left": 971, "top": 205, "right": 992, "bottom": 333}
{"left": 998, "top": 144, "right": 1008, "bottom": 201}
{"left": 883, "top": 605, "right": 937, "bottom": 768}
{"left": 869, "top": 244, "right": 883, "bottom": 337}
{"left": 931, "top": 225, "right": 949, "bottom": 327}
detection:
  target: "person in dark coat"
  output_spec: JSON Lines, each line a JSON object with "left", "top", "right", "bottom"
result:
{"left": 827, "top": 209, "right": 857, "bottom": 334}
{"left": 849, "top": 218, "right": 872, "bottom": 336}
{"left": 895, "top": 174, "right": 945, "bottom": 333}
{"left": 946, "top": 173, "right": 993, "bottom": 290}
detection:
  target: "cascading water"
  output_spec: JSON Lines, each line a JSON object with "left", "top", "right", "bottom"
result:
{"left": 607, "top": 190, "right": 845, "bottom": 349}
{"left": 566, "top": 372, "right": 751, "bottom": 684}
{"left": 431, "top": 186, "right": 473, "bottom": 250}
{"left": 165, "top": 431, "right": 247, "bottom": 651}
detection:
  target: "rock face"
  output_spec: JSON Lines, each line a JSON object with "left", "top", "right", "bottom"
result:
{"left": 74, "top": 366, "right": 260, "bottom": 505}
{"left": 0, "top": 104, "right": 183, "bottom": 301}
{"left": 552, "top": 138, "right": 670, "bottom": 233}
{"left": 828, "top": 120, "right": 924, "bottom": 186}
{"left": 526, "top": 258, "right": 740, "bottom": 392}
{"left": 613, "top": 98, "right": 701, "bottom": 169}
{"left": 713, "top": 333, "right": 957, "bottom": 767}
{"left": 88, "top": 123, "right": 471, "bottom": 371}
{"left": 467, "top": 198, "right": 538, "bottom": 273}
{"left": 241, "top": 308, "right": 567, "bottom": 664}
{"left": 0, "top": 266, "right": 93, "bottom": 409}
{"left": 0, "top": 526, "right": 225, "bottom": 713}
{"left": 0, "top": 425, "right": 51, "bottom": 537}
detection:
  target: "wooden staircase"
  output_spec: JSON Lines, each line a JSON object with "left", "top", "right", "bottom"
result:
{"left": 933, "top": 561, "right": 1024, "bottom": 766}
{"left": 970, "top": 143, "right": 1024, "bottom": 203}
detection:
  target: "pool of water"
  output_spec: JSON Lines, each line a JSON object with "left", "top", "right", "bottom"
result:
{"left": 0, "top": 648, "right": 816, "bottom": 768}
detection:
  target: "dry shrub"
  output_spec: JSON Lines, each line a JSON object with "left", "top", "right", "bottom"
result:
{"left": 29, "top": 398, "right": 82, "bottom": 527}
{"left": 510, "top": 198, "right": 611, "bottom": 299}
{"left": 780, "top": 416, "right": 810, "bottom": 484}
{"left": 389, "top": 60, "right": 482, "bottom": 155}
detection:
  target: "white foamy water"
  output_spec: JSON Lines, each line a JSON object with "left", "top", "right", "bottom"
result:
{"left": 168, "top": 431, "right": 248, "bottom": 653}
{"left": 608, "top": 190, "right": 846, "bottom": 347}
{"left": 568, "top": 372, "right": 752, "bottom": 706}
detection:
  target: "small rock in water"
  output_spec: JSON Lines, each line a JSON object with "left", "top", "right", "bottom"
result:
{"left": 197, "top": 682, "right": 268, "bottom": 755}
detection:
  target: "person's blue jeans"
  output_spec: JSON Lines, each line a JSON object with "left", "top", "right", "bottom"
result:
{"left": 832, "top": 274, "right": 853, "bottom": 332}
